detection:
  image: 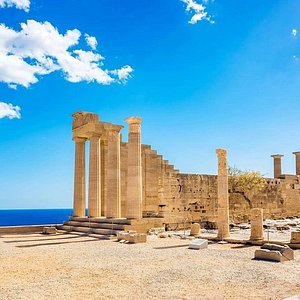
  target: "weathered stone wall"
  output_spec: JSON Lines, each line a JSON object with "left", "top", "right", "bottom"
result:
{"left": 102, "top": 139, "right": 300, "bottom": 224}
{"left": 138, "top": 145, "right": 300, "bottom": 223}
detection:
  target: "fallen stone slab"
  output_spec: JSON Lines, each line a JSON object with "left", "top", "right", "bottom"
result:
{"left": 117, "top": 230, "right": 137, "bottom": 241}
{"left": 261, "top": 244, "right": 294, "bottom": 261}
{"left": 42, "top": 227, "right": 57, "bottom": 235}
{"left": 128, "top": 233, "right": 147, "bottom": 244}
{"left": 254, "top": 249, "right": 283, "bottom": 262}
{"left": 188, "top": 239, "right": 208, "bottom": 250}
{"left": 255, "top": 243, "right": 294, "bottom": 262}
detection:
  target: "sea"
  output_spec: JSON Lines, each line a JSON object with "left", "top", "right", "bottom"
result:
{"left": 0, "top": 209, "right": 74, "bottom": 226}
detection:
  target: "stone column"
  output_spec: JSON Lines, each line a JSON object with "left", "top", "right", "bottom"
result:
{"left": 106, "top": 126, "right": 122, "bottom": 218}
{"left": 250, "top": 208, "right": 264, "bottom": 241}
{"left": 88, "top": 134, "right": 101, "bottom": 218}
{"left": 125, "top": 116, "right": 142, "bottom": 219}
{"left": 216, "top": 149, "right": 230, "bottom": 240}
{"left": 293, "top": 151, "right": 300, "bottom": 176}
{"left": 73, "top": 137, "right": 86, "bottom": 217}
{"left": 271, "top": 154, "right": 283, "bottom": 179}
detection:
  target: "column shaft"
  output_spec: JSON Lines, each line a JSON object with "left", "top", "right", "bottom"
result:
{"left": 250, "top": 208, "right": 264, "bottom": 241}
{"left": 88, "top": 135, "right": 101, "bottom": 218}
{"left": 125, "top": 117, "right": 142, "bottom": 219}
{"left": 73, "top": 138, "right": 86, "bottom": 217}
{"left": 293, "top": 152, "right": 300, "bottom": 176}
{"left": 106, "top": 130, "right": 121, "bottom": 218}
{"left": 271, "top": 154, "right": 283, "bottom": 179}
{"left": 216, "top": 149, "right": 230, "bottom": 239}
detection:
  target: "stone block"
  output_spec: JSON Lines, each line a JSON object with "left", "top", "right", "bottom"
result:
{"left": 254, "top": 249, "right": 283, "bottom": 262}
{"left": 158, "top": 232, "right": 169, "bottom": 238}
{"left": 42, "top": 227, "right": 57, "bottom": 235}
{"left": 190, "top": 223, "right": 201, "bottom": 236}
{"left": 148, "top": 227, "right": 165, "bottom": 235}
{"left": 117, "top": 230, "right": 137, "bottom": 241}
{"left": 291, "top": 231, "right": 300, "bottom": 244}
{"left": 127, "top": 233, "right": 147, "bottom": 244}
{"left": 188, "top": 239, "right": 208, "bottom": 250}
{"left": 255, "top": 244, "right": 294, "bottom": 262}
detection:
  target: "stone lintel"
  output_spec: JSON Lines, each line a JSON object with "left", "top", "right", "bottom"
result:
{"left": 72, "top": 111, "right": 99, "bottom": 130}
{"left": 104, "top": 123, "right": 124, "bottom": 133}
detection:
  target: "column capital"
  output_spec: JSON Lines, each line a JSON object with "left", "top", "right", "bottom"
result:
{"left": 293, "top": 151, "right": 300, "bottom": 156}
{"left": 216, "top": 148, "right": 227, "bottom": 157}
{"left": 271, "top": 154, "right": 284, "bottom": 158}
{"left": 125, "top": 116, "right": 142, "bottom": 126}
{"left": 73, "top": 137, "right": 87, "bottom": 143}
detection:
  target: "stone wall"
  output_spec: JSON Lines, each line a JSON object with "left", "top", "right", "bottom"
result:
{"left": 121, "top": 143, "right": 300, "bottom": 224}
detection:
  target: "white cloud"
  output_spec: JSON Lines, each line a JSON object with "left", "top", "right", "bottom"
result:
{"left": 85, "top": 34, "right": 98, "bottom": 50}
{"left": 0, "top": 20, "right": 133, "bottom": 88}
{"left": 0, "top": 0, "right": 30, "bottom": 12}
{"left": 292, "top": 28, "right": 297, "bottom": 37}
{"left": 0, "top": 102, "right": 21, "bottom": 119}
{"left": 182, "top": 0, "right": 214, "bottom": 24}
{"left": 110, "top": 65, "right": 133, "bottom": 83}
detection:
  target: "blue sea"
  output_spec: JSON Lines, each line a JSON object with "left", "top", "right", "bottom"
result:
{"left": 0, "top": 209, "right": 74, "bottom": 226}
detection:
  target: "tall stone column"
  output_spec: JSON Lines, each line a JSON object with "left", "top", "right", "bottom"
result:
{"left": 250, "top": 208, "right": 264, "bottom": 241}
{"left": 293, "top": 151, "right": 300, "bottom": 176}
{"left": 88, "top": 134, "right": 101, "bottom": 218}
{"left": 106, "top": 126, "right": 122, "bottom": 218}
{"left": 73, "top": 137, "right": 86, "bottom": 217}
{"left": 216, "top": 148, "right": 230, "bottom": 240}
{"left": 271, "top": 154, "right": 283, "bottom": 179}
{"left": 125, "top": 117, "right": 142, "bottom": 219}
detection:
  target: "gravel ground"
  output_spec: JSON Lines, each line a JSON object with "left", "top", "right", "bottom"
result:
{"left": 0, "top": 232, "right": 300, "bottom": 300}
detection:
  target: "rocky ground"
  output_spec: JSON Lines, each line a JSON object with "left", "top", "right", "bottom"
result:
{"left": 199, "top": 217, "right": 300, "bottom": 242}
{"left": 1, "top": 225, "right": 300, "bottom": 300}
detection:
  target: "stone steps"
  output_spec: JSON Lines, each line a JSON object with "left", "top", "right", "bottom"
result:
{"left": 59, "top": 225, "right": 119, "bottom": 236}
{"left": 64, "top": 221, "right": 126, "bottom": 230}
{"left": 70, "top": 217, "right": 131, "bottom": 225}
{"left": 58, "top": 217, "right": 133, "bottom": 237}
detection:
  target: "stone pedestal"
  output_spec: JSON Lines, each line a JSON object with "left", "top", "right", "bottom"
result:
{"left": 88, "top": 134, "right": 101, "bottom": 218}
{"left": 271, "top": 154, "right": 283, "bottom": 179}
{"left": 73, "top": 137, "right": 86, "bottom": 217}
{"left": 250, "top": 208, "right": 264, "bottom": 241}
{"left": 106, "top": 126, "right": 122, "bottom": 218}
{"left": 290, "top": 231, "right": 300, "bottom": 244}
{"left": 190, "top": 223, "right": 201, "bottom": 236}
{"left": 293, "top": 151, "right": 300, "bottom": 176}
{"left": 125, "top": 117, "right": 143, "bottom": 219}
{"left": 216, "top": 149, "right": 230, "bottom": 240}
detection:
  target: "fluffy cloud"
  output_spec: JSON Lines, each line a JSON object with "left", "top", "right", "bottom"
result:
{"left": 0, "top": 0, "right": 30, "bottom": 12}
{"left": 85, "top": 34, "right": 98, "bottom": 50}
{"left": 110, "top": 65, "right": 133, "bottom": 83}
{"left": 0, "top": 102, "right": 21, "bottom": 119}
{"left": 292, "top": 28, "right": 297, "bottom": 37}
{"left": 182, "top": 0, "right": 214, "bottom": 24}
{"left": 0, "top": 20, "right": 133, "bottom": 88}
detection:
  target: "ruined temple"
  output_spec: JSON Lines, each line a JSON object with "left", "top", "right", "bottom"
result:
{"left": 61, "top": 111, "right": 300, "bottom": 236}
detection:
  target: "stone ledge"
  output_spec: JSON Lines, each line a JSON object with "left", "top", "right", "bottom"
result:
{"left": 0, "top": 224, "right": 61, "bottom": 235}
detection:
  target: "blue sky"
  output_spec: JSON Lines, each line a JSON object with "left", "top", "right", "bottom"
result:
{"left": 0, "top": 0, "right": 300, "bottom": 209}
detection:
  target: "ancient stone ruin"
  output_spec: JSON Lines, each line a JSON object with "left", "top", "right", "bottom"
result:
{"left": 61, "top": 111, "right": 300, "bottom": 237}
